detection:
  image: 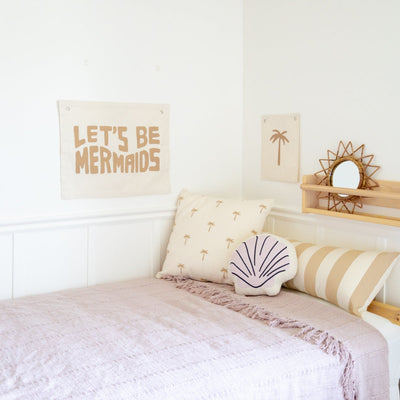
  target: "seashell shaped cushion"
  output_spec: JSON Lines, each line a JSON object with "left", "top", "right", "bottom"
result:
{"left": 229, "top": 234, "right": 297, "bottom": 296}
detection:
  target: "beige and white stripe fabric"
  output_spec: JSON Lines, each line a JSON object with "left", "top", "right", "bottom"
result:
{"left": 286, "top": 241, "right": 400, "bottom": 316}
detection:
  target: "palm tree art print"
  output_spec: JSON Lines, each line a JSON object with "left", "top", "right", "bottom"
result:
{"left": 269, "top": 129, "right": 289, "bottom": 166}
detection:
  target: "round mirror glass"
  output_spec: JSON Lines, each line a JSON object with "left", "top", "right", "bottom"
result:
{"left": 331, "top": 160, "right": 361, "bottom": 197}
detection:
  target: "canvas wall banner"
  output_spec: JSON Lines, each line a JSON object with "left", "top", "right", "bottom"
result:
{"left": 261, "top": 113, "right": 300, "bottom": 183}
{"left": 58, "top": 100, "right": 170, "bottom": 199}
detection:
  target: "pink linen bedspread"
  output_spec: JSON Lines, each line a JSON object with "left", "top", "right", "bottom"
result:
{"left": 0, "top": 277, "right": 388, "bottom": 400}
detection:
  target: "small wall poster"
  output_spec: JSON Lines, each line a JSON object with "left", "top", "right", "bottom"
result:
{"left": 58, "top": 100, "right": 170, "bottom": 199}
{"left": 261, "top": 113, "right": 300, "bottom": 183}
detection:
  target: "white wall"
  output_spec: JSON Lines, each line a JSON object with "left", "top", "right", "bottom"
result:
{"left": 243, "top": 0, "right": 400, "bottom": 210}
{"left": 0, "top": 0, "right": 243, "bottom": 299}
{"left": 2, "top": 0, "right": 400, "bottom": 302}
{"left": 0, "top": 0, "right": 243, "bottom": 222}
{"left": 243, "top": 0, "right": 400, "bottom": 310}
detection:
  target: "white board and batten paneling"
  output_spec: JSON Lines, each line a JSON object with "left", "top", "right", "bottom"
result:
{"left": 0, "top": 209, "right": 174, "bottom": 299}
{"left": 88, "top": 217, "right": 172, "bottom": 285}
{"left": 0, "top": 234, "right": 13, "bottom": 300}
{"left": 88, "top": 221, "right": 153, "bottom": 285}
{"left": 267, "top": 207, "right": 400, "bottom": 307}
{"left": 0, "top": 206, "right": 399, "bottom": 308}
{"left": 14, "top": 227, "right": 88, "bottom": 298}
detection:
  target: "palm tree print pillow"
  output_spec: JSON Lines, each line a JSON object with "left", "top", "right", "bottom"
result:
{"left": 230, "top": 234, "right": 297, "bottom": 296}
{"left": 157, "top": 190, "right": 274, "bottom": 284}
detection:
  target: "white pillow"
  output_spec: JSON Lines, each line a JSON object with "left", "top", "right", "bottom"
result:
{"left": 230, "top": 234, "right": 297, "bottom": 296}
{"left": 157, "top": 189, "right": 274, "bottom": 284}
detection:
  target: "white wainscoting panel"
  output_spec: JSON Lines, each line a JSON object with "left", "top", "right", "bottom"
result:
{"left": 88, "top": 220, "right": 154, "bottom": 285}
{"left": 0, "top": 234, "right": 13, "bottom": 300}
{"left": 1, "top": 206, "right": 399, "bottom": 307}
{"left": 0, "top": 208, "right": 175, "bottom": 300}
{"left": 269, "top": 207, "right": 400, "bottom": 307}
{"left": 268, "top": 215, "right": 317, "bottom": 243}
{"left": 154, "top": 217, "right": 175, "bottom": 273}
{"left": 13, "top": 227, "right": 87, "bottom": 298}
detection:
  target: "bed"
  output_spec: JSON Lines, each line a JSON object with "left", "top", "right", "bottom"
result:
{"left": 2, "top": 190, "right": 399, "bottom": 399}
{"left": 0, "top": 276, "right": 398, "bottom": 400}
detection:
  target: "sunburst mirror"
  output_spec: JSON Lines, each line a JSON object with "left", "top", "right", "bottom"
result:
{"left": 314, "top": 141, "right": 380, "bottom": 214}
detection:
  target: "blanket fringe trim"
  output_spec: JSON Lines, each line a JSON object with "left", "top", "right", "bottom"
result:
{"left": 162, "top": 275, "right": 357, "bottom": 400}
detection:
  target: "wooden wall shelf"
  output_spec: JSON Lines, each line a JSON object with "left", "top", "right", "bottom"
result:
{"left": 301, "top": 175, "right": 400, "bottom": 227}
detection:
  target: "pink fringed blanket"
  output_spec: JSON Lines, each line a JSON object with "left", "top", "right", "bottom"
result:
{"left": 0, "top": 277, "right": 388, "bottom": 400}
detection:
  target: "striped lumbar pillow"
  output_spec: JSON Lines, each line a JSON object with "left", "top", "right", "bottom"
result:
{"left": 285, "top": 241, "right": 400, "bottom": 316}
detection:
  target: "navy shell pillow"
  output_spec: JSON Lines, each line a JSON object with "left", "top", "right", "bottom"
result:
{"left": 229, "top": 233, "right": 297, "bottom": 296}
